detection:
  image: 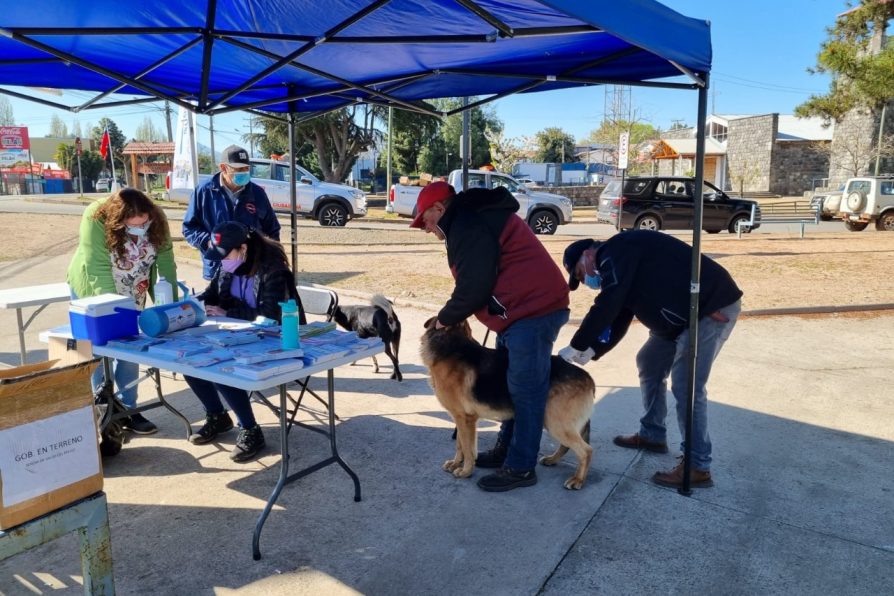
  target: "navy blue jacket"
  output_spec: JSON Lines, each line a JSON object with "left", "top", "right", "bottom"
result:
{"left": 570, "top": 230, "right": 742, "bottom": 355}
{"left": 182, "top": 172, "right": 281, "bottom": 279}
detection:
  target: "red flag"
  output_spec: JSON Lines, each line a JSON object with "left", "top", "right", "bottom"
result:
{"left": 99, "top": 129, "right": 110, "bottom": 159}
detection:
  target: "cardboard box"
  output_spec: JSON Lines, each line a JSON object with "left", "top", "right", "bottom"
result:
{"left": 40, "top": 325, "right": 97, "bottom": 368}
{"left": 0, "top": 360, "right": 103, "bottom": 529}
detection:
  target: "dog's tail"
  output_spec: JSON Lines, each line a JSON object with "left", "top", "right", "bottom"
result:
{"left": 371, "top": 294, "right": 394, "bottom": 317}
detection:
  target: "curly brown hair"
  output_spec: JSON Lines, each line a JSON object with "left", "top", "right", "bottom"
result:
{"left": 93, "top": 188, "right": 170, "bottom": 258}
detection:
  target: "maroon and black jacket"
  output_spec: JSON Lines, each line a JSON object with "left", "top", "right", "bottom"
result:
{"left": 435, "top": 187, "right": 569, "bottom": 333}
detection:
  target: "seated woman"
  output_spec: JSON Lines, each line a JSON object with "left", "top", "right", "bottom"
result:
{"left": 186, "top": 221, "right": 301, "bottom": 462}
{"left": 67, "top": 187, "right": 178, "bottom": 435}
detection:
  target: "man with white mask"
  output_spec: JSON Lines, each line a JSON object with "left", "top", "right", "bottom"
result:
{"left": 183, "top": 144, "right": 281, "bottom": 280}
{"left": 558, "top": 231, "right": 742, "bottom": 489}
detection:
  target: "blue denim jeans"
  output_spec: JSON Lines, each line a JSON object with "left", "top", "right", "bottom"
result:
{"left": 495, "top": 308, "right": 570, "bottom": 471}
{"left": 635, "top": 299, "right": 741, "bottom": 470}
{"left": 93, "top": 360, "right": 140, "bottom": 409}
{"left": 184, "top": 375, "right": 257, "bottom": 429}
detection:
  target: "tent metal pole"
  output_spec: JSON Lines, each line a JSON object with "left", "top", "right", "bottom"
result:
{"left": 287, "top": 111, "right": 299, "bottom": 284}
{"left": 461, "top": 98, "right": 470, "bottom": 191}
{"left": 680, "top": 75, "right": 709, "bottom": 496}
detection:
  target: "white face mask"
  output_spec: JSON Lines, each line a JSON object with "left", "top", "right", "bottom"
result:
{"left": 126, "top": 220, "right": 151, "bottom": 237}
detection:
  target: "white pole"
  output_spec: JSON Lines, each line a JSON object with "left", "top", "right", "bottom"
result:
{"left": 108, "top": 129, "right": 119, "bottom": 192}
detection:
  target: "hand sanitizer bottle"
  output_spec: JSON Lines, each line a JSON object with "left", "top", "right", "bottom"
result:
{"left": 154, "top": 276, "right": 173, "bottom": 305}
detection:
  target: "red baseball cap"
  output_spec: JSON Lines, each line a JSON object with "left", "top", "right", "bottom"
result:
{"left": 409, "top": 181, "right": 455, "bottom": 228}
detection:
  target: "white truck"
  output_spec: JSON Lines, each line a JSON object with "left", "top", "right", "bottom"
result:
{"left": 166, "top": 157, "right": 367, "bottom": 227}
{"left": 387, "top": 169, "right": 573, "bottom": 235}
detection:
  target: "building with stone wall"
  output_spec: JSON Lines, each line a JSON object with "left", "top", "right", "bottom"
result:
{"left": 651, "top": 114, "right": 832, "bottom": 196}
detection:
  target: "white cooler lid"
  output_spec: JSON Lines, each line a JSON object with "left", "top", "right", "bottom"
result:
{"left": 70, "top": 293, "right": 135, "bottom": 316}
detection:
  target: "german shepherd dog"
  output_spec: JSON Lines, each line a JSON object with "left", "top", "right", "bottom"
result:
{"left": 420, "top": 317, "right": 595, "bottom": 490}
{"left": 333, "top": 294, "right": 402, "bottom": 381}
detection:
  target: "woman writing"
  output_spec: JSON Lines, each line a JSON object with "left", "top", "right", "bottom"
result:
{"left": 186, "top": 221, "right": 301, "bottom": 462}
{"left": 67, "top": 188, "right": 179, "bottom": 435}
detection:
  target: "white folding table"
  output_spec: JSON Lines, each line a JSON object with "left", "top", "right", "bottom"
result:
{"left": 93, "top": 331, "right": 384, "bottom": 560}
{"left": 0, "top": 282, "right": 71, "bottom": 365}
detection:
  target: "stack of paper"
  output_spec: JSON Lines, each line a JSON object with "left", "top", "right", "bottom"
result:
{"left": 299, "top": 321, "right": 337, "bottom": 339}
{"left": 105, "top": 335, "right": 164, "bottom": 351}
{"left": 231, "top": 339, "right": 304, "bottom": 364}
{"left": 182, "top": 348, "right": 235, "bottom": 368}
{"left": 300, "top": 343, "right": 352, "bottom": 366}
{"left": 204, "top": 329, "right": 262, "bottom": 347}
{"left": 148, "top": 340, "right": 212, "bottom": 359}
{"left": 225, "top": 358, "right": 305, "bottom": 380}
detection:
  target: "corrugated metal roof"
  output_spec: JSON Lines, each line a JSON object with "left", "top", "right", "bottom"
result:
{"left": 776, "top": 115, "right": 834, "bottom": 141}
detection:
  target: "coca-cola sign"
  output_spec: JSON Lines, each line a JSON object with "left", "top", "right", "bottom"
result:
{"left": 0, "top": 127, "right": 30, "bottom": 151}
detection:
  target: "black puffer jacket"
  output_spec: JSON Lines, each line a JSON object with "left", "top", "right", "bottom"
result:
{"left": 198, "top": 261, "right": 297, "bottom": 323}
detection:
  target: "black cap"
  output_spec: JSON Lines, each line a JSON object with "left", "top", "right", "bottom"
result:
{"left": 203, "top": 221, "right": 250, "bottom": 261}
{"left": 222, "top": 145, "right": 250, "bottom": 167}
{"left": 563, "top": 238, "right": 595, "bottom": 291}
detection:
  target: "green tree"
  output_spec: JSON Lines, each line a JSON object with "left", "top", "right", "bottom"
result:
{"left": 418, "top": 98, "right": 502, "bottom": 174}
{"left": 796, "top": 0, "right": 894, "bottom": 121}
{"left": 91, "top": 118, "right": 127, "bottom": 178}
{"left": 587, "top": 120, "right": 658, "bottom": 149}
{"left": 55, "top": 143, "right": 103, "bottom": 191}
{"left": 534, "top": 127, "right": 576, "bottom": 163}
{"left": 389, "top": 107, "right": 440, "bottom": 174}
{"left": 0, "top": 96, "right": 15, "bottom": 125}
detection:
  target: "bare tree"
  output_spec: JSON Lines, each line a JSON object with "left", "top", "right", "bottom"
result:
{"left": 824, "top": 123, "right": 894, "bottom": 177}
{"left": 485, "top": 130, "right": 529, "bottom": 173}
{"left": 0, "top": 96, "right": 14, "bottom": 125}
{"left": 48, "top": 114, "right": 68, "bottom": 138}
{"left": 728, "top": 156, "right": 763, "bottom": 197}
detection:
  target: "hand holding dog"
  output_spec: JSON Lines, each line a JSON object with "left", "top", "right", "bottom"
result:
{"left": 558, "top": 345, "right": 595, "bottom": 365}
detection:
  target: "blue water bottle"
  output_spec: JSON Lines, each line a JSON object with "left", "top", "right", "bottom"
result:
{"left": 279, "top": 299, "right": 300, "bottom": 350}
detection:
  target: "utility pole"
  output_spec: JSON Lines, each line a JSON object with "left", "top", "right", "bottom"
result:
{"left": 248, "top": 116, "right": 254, "bottom": 157}
{"left": 164, "top": 101, "right": 173, "bottom": 142}
{"left": 386, "top": 106, "right": 393, "bottom": 196}
{"left": 209, "top": 114, "right": 216, "bottom": 165}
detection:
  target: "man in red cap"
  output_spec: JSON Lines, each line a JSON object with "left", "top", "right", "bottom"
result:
{"left": 411, "top": 181, "right": 570, "bottom": 492}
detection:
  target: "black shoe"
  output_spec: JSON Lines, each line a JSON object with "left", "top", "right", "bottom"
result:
{"left": 477, "top": 468, "right": 537, "bottom": 492}
{"left": 122, "top": 413, "right": 158, "bottom": 435}
{"left": 189, "top": 412, "right": 234, "bottom": 445}
{"left": 230, "top": 425, "right": 266, "bottom": 462}
{"left": 475, "top": 435, "right": 510, "bottom": 469}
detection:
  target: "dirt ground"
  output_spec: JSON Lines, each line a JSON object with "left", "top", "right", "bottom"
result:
{"left": 5, "top": 210, "right": 893, "bottom": 319}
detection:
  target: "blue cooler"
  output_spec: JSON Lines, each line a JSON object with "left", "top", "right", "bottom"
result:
{"left": 69, "top": 294, "right": 139, "bottom": 346}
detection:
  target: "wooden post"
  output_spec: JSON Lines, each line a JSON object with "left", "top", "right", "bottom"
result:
{"left": 130, "top": 154, "right": 138, "bottom": 191}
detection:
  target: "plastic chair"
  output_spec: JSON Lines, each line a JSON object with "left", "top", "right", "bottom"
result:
{"left": 251, "top": 284, "right": 340, "bottom": 426}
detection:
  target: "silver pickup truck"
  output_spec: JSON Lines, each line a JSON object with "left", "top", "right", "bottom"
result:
{"left": 166, "top": 158, "right": 367, "bottom": 226}
{"left": 387, "top": 169, "right": 572, "bottom": 235}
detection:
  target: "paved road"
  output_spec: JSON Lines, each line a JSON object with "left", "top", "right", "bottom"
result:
{"left": 0, "top": 194, "right": 868, "bottom": 236}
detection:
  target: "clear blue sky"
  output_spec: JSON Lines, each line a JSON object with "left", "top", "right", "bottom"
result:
{"left": 4, "top": 0, "right": 848, "bottom": 150}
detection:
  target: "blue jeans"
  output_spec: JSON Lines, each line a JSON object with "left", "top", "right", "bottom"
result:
{"left": 635, "top": 299, "right": 741, "bottom": 470}
{"left": 93, "top": 360, "right": 140, "bottom": 409}
{"left": 495, "top": 308, "right": 570, "bottom": 471}
{"left": 184, "top": 376, "right": 257, "bottom": 429}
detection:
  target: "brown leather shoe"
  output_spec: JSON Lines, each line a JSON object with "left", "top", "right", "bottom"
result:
{"left": 652, "top": 460, "right": 714, "bottom": 488}
{"left": 613, "top": 433, "right": 668, "bottom": 454}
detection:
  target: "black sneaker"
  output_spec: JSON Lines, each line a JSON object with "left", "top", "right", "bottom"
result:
{"left": 477, "top": 468, "right": 537, "bottom": 492}
{"left": 121, "top": 413, "right": 158, "bottom": 435}
{"left": 188, "top": 412, "right": 234, "bottom": 445}
{"left": 475, "top": 434, "right": 510, "bottom": 469}
{"left": 230, "top": 425, "right": 266, "bottom": 462}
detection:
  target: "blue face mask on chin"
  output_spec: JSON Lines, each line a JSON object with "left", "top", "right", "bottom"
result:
{"left": 232, "top": 171, "right": 251, "bottom": 187}
{"left": 584, "top": 272, "right": 602, "bottom": 290}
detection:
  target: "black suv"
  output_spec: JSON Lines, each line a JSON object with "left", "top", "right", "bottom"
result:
{"left": 597, "top": 176, "right": 761, "bottom": 233}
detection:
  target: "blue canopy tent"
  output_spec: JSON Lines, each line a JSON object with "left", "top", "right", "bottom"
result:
{"left": 1, "top": 0, "right": 714, "bottom": 496}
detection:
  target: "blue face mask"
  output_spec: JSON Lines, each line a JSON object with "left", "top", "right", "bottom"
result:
{"left": 232, "top": 171, "right": 251, "bottom": 187}
{"left": 584, "top": 272, "right": 602, "bottom": 290}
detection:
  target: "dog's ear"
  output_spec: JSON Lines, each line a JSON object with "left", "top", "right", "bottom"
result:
{"left": 460, "top": 319, "right": 472, "bottom": 338}
{"left": 423, "top": 316, "right": 437, "bottom": 330}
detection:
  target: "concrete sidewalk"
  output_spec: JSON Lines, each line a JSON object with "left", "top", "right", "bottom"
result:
{"left": 1, "top": 254, "right": 892, "bottom": 595}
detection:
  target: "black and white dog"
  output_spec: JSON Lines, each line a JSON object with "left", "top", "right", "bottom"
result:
{"left": 332, "top": 294, "right": 402, "bottom": 381}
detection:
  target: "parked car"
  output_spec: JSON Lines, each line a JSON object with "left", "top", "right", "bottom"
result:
{"left": 515, "top": 177, "right": 537, "bottom": 188}
{"left": 836, "top": 175, "right": 894, "bottom": 232}
{"left": 810, "top": 184, "right": 845, "bottom": 221}
{"left": 597, "top": 176, "right": 761, "bottom": 234}
{"left": 387, "top": 169, "right": 572, "bottom": 235}
{"left": 165, "top": 158, "right": 367, "bottom": 226}
{"left": 95, "top": 177, "right": 124, "bottom": 193}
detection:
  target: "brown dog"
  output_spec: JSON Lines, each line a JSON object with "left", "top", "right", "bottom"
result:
{"left": 420, "top": 317, "right": 595, "bottom": 490}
